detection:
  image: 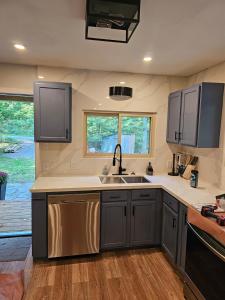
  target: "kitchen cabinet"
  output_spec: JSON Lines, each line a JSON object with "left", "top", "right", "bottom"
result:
{"left": 130, "top": 200, "right": 158, "bottom": 246}
{"left": 166, "top": 91, "right": 182, "bottom": 144}
{"left": 34, "top": 81, "right": 72, "bottom": 143}
{"left": 177, "top": 203, "right": 187, "bottom": 272}
{"left": 162, "top": 192, "right": 179, "bottom": 264}
{"left": 101, "top": 189, "right": 162, "bottom": 250}
{"left": 101, "top": 201, "right": 129, "bottom": 249}
{"left": 166, "top": 82, "right": 224, "bottom": 148}
{"left": 32, "top": 193, "right": 47, "bottom": 258}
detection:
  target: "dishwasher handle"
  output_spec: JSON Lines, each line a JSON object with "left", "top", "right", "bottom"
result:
{"left": 48, "top": 193, "right": 100, "bottom": 205}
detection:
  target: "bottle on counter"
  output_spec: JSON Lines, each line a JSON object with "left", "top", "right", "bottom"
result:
{"left": 146, "top": 162, "right": 153, "bottom": 175}
{"left": 102, "top": 165, "right": 109, "bottom": 175}
{"left": 190, "top": 170, "right": 199, "bottom": 188}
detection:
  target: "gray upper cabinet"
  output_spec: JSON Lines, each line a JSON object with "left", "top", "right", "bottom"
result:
{"left": 167, "top": 82, "right": 224, "bottom": 148}
{"left": 34, "top": 81, "right": 72, "bottom": 143}
{"left": 166, "top": 91, "right": 182, "bottom": 144}
{"left": 180, "top": 85, "right": 200, "bottom": 146}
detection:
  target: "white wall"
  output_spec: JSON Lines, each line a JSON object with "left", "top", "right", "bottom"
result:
{"left": 0, "top": 63, "right": 187, "bottom": 176}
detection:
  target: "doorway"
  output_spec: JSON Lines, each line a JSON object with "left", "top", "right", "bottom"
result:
{"left": 0, "top": 94, "right": 34, "bottom": 236}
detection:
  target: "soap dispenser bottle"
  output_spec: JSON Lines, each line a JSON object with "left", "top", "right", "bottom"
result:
{"left": 146, "top": 162, "right": 153, "bottom": 175}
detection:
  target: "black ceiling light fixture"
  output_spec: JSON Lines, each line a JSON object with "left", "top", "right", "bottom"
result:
{"left": 85, "top": 0, "right": 141, "bottom": 43}
{"left": 109, "top": 86, "right": 133, "bottom": 100}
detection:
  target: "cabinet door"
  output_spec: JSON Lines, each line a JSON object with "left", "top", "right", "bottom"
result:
{"left": 166, "top": 91, "right": 182, "bottom": 144}
{"left": 101, "top": 202, "right": 129, "bottom": 249}
{"left": 162, "top": 202, "right": 178, "bottom": 263}
{"left": 34, "top": 81, "right": 72, "bottom": 142}
{"left": 177, "top": 204, "right": 187, "bottom": 272}
{"left": 180, "top": 85, "right": 200, "bottom": 146}
{"left": 32, "top": 193, "right": 47, "bottom": 258}
{"left": 130, "top": 200, "right": 159, "bottom": 246}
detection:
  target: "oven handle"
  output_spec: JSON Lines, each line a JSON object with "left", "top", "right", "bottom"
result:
{"left": 187, "top": 222, "right": 225, "bottom": 263}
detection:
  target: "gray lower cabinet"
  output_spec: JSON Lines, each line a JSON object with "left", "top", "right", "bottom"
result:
{"left": 101, "top": 189, "right": 162, "bottom": 250}
{"left": 166, "top": 90, "right": 182, "bottom": 144}
{"left": 34, "top": 81, "right": 72, "bottom": 143}
{"left": 177, "top": 203, "right": 188, "bottom": 272}
{"left": 130, "top": 200, "right": 158, "bottom": 246}
{"left": 162, "top": 194, "right": 179, "bottom": 264}
{"left": 32, "top": 193, "right": 48, "bottom": 258}
{"left": 101, "top": 201, "right": 129, "bottom": 249}
{"left": 167, "top": 82, "right": 224, "bottom": 148}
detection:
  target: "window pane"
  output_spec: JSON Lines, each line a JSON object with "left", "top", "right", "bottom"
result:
{"left": 121, "top": 116, "right": 151, "bottom": 154}
{"left": 87, "top": 115, "right": 118, "bottom": 153}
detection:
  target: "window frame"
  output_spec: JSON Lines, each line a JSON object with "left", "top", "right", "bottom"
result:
{"left": 83, "top": 111, "right": 155, "bottom": 158}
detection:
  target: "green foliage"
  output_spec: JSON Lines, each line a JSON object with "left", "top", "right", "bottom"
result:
{"left": 0, "top": 157, "right": 35, "bottom": 183}
{"left": 87, "top": 114, "right": 151, "bottom": 154}
{"left": 0, "top": 101, "right": 34, "bottom": 137}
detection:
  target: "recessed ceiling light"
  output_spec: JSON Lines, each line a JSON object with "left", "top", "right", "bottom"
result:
{"left": 143, "top": 56, "right": 152, "bottom": 62}
{"left": 14, "top": 43, "right": 26, "bottom": 50}
{"left": 38, "top": 75, "right": 45, "bottom": 79}
{"left": 106, "top": 96, "right": 110, "bottom": 99}
{"left": 120, "top": 81, "right": 126, "bottom": 85}
{"left": 98, "top": 103, "right": 102, "bottom": 106}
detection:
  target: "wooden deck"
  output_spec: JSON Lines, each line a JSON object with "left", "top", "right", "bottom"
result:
{"left": 0, "top": 200, "right": 31, "bottom": 234}
{"left": 24, "top": 249, "right": 184, "bottom": 300}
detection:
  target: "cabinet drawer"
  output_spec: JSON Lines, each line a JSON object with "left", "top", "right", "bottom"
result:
{"left": 132, "top": 189, "right": 156, "bottom": 201}
{"left": 163, "top": 192, "right": 178, "bottom": 213}
{"left": 102, "top": 190, "right": 129, "bottom": 202}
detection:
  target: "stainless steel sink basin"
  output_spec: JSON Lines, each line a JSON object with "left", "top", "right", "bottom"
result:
{"left": 99, "top": 176, "right": 125, "bottom": 184}
{"left": 122, "top": 176, "right": 151, "bottom": 183}
{"left": 99, "top": 176, "right": 151, "bottom": 184}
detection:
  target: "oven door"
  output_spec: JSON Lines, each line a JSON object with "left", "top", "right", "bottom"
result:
{"left": 185, "top": 222, "right": 225, "bottom": 300}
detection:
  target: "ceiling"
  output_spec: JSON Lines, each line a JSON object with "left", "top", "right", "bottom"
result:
{"left": 0, "top": 0, "right": 225, "bottom": 76}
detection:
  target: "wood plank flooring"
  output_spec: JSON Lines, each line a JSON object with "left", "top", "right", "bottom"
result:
{"left": 24, "top": 249, "right": 184, "bottom": 300}
{"left": 0, "top": 200, "right": 31, "bottom": 233}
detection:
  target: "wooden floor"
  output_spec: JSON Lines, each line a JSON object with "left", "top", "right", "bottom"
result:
{"left": 0, "top": 200, "right": 31, "bottom": 233}
{"left": 24, "top": 249, "right": 184, "bottom": 300}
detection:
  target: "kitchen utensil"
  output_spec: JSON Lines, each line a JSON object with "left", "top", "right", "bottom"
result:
{"left": 168, "top": 153, "right": 179, "bottom": 176}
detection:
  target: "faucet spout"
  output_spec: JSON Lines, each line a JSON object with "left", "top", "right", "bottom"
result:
{"left": 112, "top": 144, "right": 126, "bottom": 175}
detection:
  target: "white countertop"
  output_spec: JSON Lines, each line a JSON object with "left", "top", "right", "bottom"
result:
{"left": 30, "top": 174, "right": 224, "bottom": 208}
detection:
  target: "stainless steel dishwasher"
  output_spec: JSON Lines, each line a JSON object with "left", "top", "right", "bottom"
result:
{"left": 48, "top": 193, "right": 100, "bottom": 258}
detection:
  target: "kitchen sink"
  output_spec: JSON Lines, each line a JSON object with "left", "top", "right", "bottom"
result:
{"left": 99, "top": 176, "right": 151, "bottom": 184}
{"left": 99, "top": 176, "right": 125, "bottom": 184}
{"left": 122, "top": 176, "right": 151, "bottom": 183}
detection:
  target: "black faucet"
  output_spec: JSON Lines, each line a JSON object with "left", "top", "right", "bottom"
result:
{"left": 112, "top": 144, "right": 127, "bottom": 175}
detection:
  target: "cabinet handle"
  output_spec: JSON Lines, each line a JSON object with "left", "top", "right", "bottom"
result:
{"left": 175, "top": 132, "right": 178, "bottom": 140}
{"left": 140, "top": 194, "right": 149, "bottom": 198}
{"left": 124, "top": 206, "right": 127, "bottom": 217}
{"left": 66, "top": 129, "right": 69, "bottom": 139}
{"left": 172, "top": 218, "right": 176, "bottom": 228}
{"left": 110, "top": 196, "right": 120, "bottom": 199}
{"left": 178, "top": 132, "right": 182, "bottom": 141}
{"left": 133, "top": 206, "right": 135, "bottom": 216}
{"left": 184, "top": 213, "right": 187, "bottom": 225}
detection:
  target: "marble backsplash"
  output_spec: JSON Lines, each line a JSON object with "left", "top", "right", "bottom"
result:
{"left": 34, "top": 66, "right": 187, "bottom": 177}
{"left": 1, "top": 62, "right": 225, "bottom": 189}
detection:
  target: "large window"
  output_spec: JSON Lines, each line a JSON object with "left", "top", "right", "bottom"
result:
{"left": 84, "top": 112, "right": 154, "bottom": 156}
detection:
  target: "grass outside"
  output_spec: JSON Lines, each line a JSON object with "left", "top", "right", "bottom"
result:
{"left": 0, "top": 156, "right": 35, "bottom": 183}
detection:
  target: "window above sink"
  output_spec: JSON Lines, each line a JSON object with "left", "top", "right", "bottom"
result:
{"left": 84, "top": 111, "right": 155, "bottom": 158}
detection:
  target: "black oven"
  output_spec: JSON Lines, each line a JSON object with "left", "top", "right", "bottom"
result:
{"left": 185, "top": 222, "right": 225, "bottom": 300}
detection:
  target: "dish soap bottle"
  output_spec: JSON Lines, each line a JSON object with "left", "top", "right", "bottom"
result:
{"left": 146, "top": 162, "right": 153, "bottom": 175}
